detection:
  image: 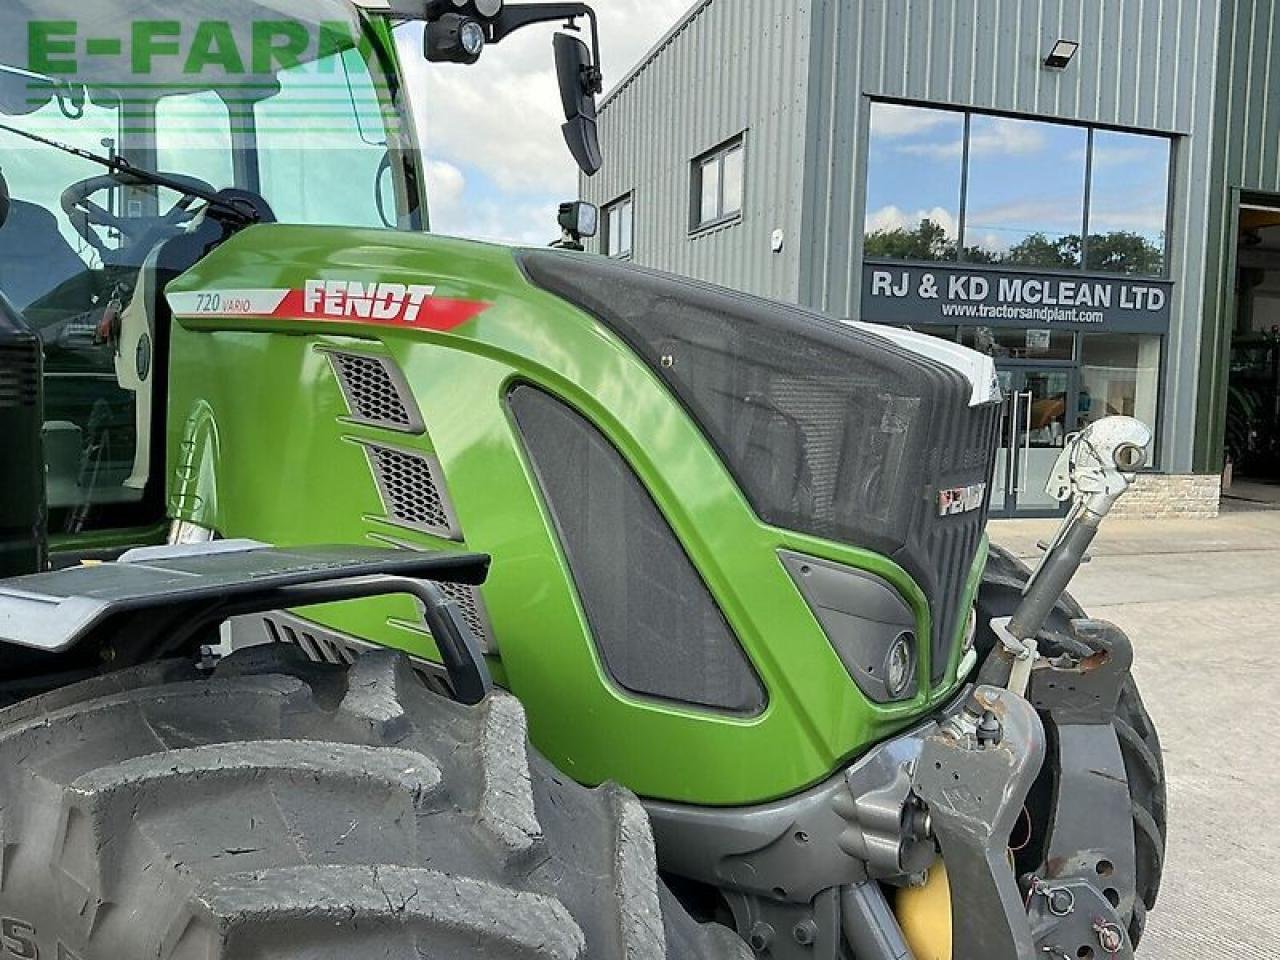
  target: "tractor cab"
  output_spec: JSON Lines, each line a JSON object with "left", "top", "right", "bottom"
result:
{"left": 0, "top": 0, "right": 427, "bottom": 545}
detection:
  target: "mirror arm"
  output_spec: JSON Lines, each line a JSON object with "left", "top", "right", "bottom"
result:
{"left": 490, "top": 4, "right": 602, "bottom": 91}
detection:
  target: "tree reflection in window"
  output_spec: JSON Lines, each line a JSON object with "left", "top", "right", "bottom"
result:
{"left": 863, "top": 105, "right": 1171, "bottom": 277}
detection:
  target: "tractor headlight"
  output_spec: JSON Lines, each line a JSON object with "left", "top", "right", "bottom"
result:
{"left": 426, "top": 13, "right": 487, "bottom": 64}
{"left": 885, "top": 632, "right": 916, "bottom": 699}
{"left": 459, "top": 20, "right": 486, "bottom": 57}
{"left": 781, "top": 551, "right": 919, "bottom": 703}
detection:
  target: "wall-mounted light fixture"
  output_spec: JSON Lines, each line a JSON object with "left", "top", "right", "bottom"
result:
{"left": 1043, "top": 39, "right": 1079, "bottom": 69}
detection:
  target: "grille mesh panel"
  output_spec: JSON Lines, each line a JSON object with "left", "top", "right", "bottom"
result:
{"left": 510, "top": 385, "right": 765, "bottom": 714}
{"left": 519, "top": 250, "right": 1000, "bottom": 690}
{"left": 436, "top": 580, "right": 493, "bottom": 653}
{"left": 363, "top": 443, "right": 458, "bottom": 539}
{"left": 327, "top": 351, "right": 421, "bottom": 432}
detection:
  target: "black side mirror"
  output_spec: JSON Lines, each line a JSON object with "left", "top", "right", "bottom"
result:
{"left": 0, "top": 169, "right": 9, "bottom": 230}
{"left": 554, "top": 32, "right": 602, "bottom": 177}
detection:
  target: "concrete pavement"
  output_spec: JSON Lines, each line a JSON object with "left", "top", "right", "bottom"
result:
{"left": 989, "top": 511, "right": 1280, "bottom": 958}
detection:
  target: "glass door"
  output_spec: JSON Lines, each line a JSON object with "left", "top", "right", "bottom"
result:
{"left": 991, "top": 367, "right": 1078, "bottom": 517}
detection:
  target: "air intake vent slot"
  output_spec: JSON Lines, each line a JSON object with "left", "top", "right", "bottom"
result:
{"left": 325, "top": 350, "right": 423, "bottom": 433}
{"left": 361, "top": 441, "right": 461, "bottom": 540}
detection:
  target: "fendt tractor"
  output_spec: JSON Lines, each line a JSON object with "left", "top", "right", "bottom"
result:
{"left": 0, "top": 2, "right": 1166, "bottom": 958}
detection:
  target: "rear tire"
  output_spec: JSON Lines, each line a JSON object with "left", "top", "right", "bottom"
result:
{"left": 0, "top": 645, "right": 748, "bottom": 959}
{"left": 975, "top": 543, "right": 1167, "bottom": 948}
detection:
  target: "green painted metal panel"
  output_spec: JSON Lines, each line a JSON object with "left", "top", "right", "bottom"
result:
{"left": 164, "top": 223, "right": 976, "bottom": 805}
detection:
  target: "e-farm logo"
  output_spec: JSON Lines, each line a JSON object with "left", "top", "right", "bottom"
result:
{"left": 27, "top": 19, "right": 370, "bottom": 78}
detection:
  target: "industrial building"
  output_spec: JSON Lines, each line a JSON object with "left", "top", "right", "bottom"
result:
{"left": 581, "top": 0, "right": 1280, "bottom": 517}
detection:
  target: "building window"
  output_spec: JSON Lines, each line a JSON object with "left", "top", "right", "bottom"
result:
{"left": 963, "top": 116, "right": 1088, "bottom": 267}
{"left": 1085, "top": 130, "right": 1170, "bottom": 276}
{"left": 1079, "top": 333, "right": 1162, "bottom": 436}
{"left": 961, "top": 326, "right": 1076, "bottom": 361}
{"left": 863, "top": 103, "right": 1172, "bottom": 277}
{"left": 604, "top": 194, "right": 634, "bottom": 258}
{"left": 692, "top": 137, "right": 745, "bottom": 231}
{"left": 864, "top": 103, "right": 965, "bottom": 261}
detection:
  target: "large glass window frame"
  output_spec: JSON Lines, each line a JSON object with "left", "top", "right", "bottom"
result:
{"left": 863, "top": 100, "right": 1176, "bottom": 279}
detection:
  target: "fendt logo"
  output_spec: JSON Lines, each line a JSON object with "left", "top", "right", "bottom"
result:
{"left": 304, "top": 280, "right": 437, "bottom": 325}
{"left": 166, "top": 281, "right": 491, "bottom": 333}
{"left": 937, "top": 482, "right": 987, "bottom": 517}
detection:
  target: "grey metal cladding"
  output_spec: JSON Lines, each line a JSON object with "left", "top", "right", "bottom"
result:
{"left": 780, "top": 550, "right": 917, "bottom": 703}
{"left": 360, "top": 441, "right": 462, "bottom": 541}
{"left": 322, "top": 349, "right": 425, "bottom": 434}
{"left": 801, "top": 0, "right": 1231, "bottom": 474}
{"left": 582, "top": 0, "right": 814, "bottom": 304}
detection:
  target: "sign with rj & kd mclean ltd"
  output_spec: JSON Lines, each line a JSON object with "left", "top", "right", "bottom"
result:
{"left": 861, "top": 263, "right": 1173, "bottom": 333}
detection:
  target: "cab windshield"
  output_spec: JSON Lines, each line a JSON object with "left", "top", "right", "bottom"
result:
{"left": 0, "top": 0, "right": 424, "bottom": 534}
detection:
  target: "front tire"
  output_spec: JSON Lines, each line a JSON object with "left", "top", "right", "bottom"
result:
{"left": 0, "top": 645, "right": 748, "bottom": 959}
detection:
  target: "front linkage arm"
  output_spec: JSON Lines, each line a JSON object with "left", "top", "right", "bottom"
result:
{"left": 913, "top": 416, "right": 1153, "bottom": 960}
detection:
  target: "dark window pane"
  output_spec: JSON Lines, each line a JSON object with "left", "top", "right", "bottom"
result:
{"left": 1086, "top": 131, "right": 1170, "bottom": 276}
{"left": 962, "top": 326, "right": 1075, "bottom": 360}
{"left": 905, "top": 325, "right": 959, "bottom": 341}
{"left": 963, "top": 116, "right": 1087, "bottom": 267}
{"left": 864, "top": 103, "right": 964, "bottom": 261}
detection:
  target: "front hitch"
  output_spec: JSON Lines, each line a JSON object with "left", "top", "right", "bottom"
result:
{"left": 907, "top": 417, "right": 1153, "bottom": 960}
{"left": 912, "top": 685, "right": 1045, "bottom": 959}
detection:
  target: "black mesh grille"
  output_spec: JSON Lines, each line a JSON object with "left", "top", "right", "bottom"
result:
{"left": 519, "top": 251, "right": 1000, "bottom": 685}
{"left": 327, "top": 351, "right": 420, "bottom": 432}
{"left": 436, "top": 579, "right": 492, "bottom": 652}
{"left": 362, "top": 442, "right": 458, "bottom": 539}
{"left": 0, "top": 344, "right": 39, "bottom": 410}
{"left": 510, "top": 385, "right": 765, "bottom": 714}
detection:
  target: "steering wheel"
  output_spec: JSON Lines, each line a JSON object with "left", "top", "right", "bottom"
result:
{"left": 60, "top": 170, "right": 217, "bottom": 260}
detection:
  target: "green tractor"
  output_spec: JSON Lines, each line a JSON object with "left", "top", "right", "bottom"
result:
{"left": 0, "top": 2, "right": 1165, "bottom": 957}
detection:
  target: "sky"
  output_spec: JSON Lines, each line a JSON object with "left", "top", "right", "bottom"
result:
{"left": 403, "top": 1, "right": 693, "bottom": 246}
{"left": 865, "top": 102, "right": 1171, "bottom": 257}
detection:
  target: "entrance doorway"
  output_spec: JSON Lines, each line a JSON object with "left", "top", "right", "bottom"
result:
{"left": 1227, "top": 197, "right": 1280, "bottom": 499}
{"left": 991, "top": 366, "right": 1077, "bottom": 517}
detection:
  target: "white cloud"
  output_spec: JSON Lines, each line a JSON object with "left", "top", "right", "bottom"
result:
{"left": 1088, "top": 202, "right": 1167, "bottom": 234}
{"left": 870, "top": 102, "right": 955, "bottom": 139}
{"left": 865, "top": 204, "right": 957, "bottom": 238}
{"left": 967, "top": 197, "right": 1083, "bottom": 233}
{"left": 424, "top": 160, "right": 466, "bottom": 213}
{"left": 398, "top": 2, "right": 693, "bottom": 242}
{"left": 967, "top": 117, "right": 1046, "bottom": 156}
{"left": 897, "top": 138, "right": 963, "bottom": 159}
